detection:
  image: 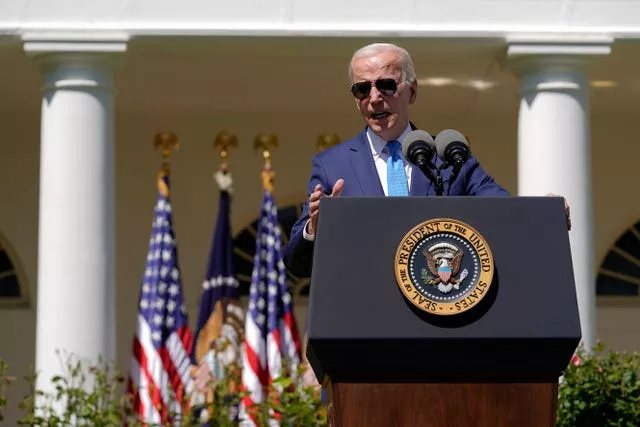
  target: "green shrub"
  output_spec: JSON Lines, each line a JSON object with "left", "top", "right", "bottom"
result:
{"left": 251, "top": 365, "right": 327, "bottom": 427}
{"left": 9, "top": 343, "right": 639, "bottom": 427}
{"left": 0, "top": 352, "right": 326, "bottom": 426}
{"left": 0, "top": 359, "right": 16, "bottom": 423}
{"left": 17, "top": 350, "right": 134, "bottom": 426}
{"left": 557, "top": 342, "right": 640, "bottom": 427}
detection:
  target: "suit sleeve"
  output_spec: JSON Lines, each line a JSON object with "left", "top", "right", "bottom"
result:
{"left": 283, "top": 154, "right": 329, "bottom": 278}
{"left": 461, "top": 156, "right": 511, "bottom": 196}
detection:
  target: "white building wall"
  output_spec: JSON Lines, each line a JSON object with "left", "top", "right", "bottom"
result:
{"left": 3, "top": 0, "right": 640, "bottom": 36}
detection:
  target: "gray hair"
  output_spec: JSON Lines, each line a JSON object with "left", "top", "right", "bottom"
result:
{"left": 348, "top": 43, "right": 416, "bottom": 84}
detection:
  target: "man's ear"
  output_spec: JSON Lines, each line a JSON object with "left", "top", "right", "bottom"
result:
{"left": 409, "top": 81, "right": 418, "bottom": 104}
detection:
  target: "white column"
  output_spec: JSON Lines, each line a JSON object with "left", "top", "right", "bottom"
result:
{"left": 506, "top": 36, "right": 612, "bottom": 351}
{"left": 23, "top": 33, "right": 128, "bottom": 392}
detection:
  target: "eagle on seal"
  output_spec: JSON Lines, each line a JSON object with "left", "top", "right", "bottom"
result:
{"left": 423, "top": 243, "right": 463, "bottom": 286}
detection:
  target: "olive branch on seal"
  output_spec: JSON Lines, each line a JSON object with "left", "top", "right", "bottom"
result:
{"left": 421, "top": 268, "right": 437, "bottom": 287}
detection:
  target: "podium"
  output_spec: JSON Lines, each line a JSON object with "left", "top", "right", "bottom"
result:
{"left": 305, "top": 197, "right": 580, "bottom": 427}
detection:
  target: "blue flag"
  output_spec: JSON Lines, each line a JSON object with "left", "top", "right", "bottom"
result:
{"left": 191, "top": 172, "right": 244, "bottom": 423}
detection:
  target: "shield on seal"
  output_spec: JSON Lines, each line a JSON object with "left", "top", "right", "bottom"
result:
{"left": 438, "top": 261, "right": 452, "bottom": 283}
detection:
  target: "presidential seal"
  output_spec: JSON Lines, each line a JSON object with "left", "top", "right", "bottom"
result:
{"left": 394, "top": 218, "right": 494, "bottom": 316}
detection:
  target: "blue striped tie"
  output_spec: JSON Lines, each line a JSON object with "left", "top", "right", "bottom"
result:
{"left": 386, "top": 140, "right": 409, "bottom": 196}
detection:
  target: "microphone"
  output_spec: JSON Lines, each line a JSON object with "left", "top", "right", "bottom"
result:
{"left": 434, "top": 129, "right": 470, "bottom": 168}
{"left": 434, "top": 129, "right": 471, "bottom": 195}
{"left": 401, "top": 130, "right": 436, "bottom": 169}
{"left": 401, "top": 130, "right": 443, "bottom": 196}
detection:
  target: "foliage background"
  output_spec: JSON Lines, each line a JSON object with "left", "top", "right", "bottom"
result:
{"left": 0, "top": 351, "right": 326, "bottom": 426}
{"left": 556, "top": 342, "right": 640, "bottom": 427}
{"left": 1, "top": 342, "right": 639, "bottom": 426}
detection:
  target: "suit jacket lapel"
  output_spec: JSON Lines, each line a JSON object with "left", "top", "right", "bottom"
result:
{"left": 348, "top": 129, "right": 384, "bottom": 196}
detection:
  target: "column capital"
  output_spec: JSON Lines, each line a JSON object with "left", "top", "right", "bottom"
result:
{"left": 503, "top": 34, "right": 613, "bottom": 76}
{"left": 22, "top": 31, "right": 129, "bottom": 54}
{"left": 22, "top": 31, "right": 129, "bottom": 69}
{"left": 22, "top": 32, "right": 129, "bottom": 92}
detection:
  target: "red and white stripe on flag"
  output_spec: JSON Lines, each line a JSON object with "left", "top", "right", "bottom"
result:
{"left": 238, "top": 190, "right": 302, "bottom": 426}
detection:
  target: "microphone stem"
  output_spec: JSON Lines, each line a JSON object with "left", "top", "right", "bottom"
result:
{"left": 416, "top": 159, "right": 443, "bottom": 196}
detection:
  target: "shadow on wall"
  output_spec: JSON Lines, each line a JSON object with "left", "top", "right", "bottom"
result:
{"left": 597, "top": 219, "right": 640, "bottom": 297}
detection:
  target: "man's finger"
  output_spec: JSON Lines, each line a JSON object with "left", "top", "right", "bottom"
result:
{"left": 309, "top": 212, "right": 319, "bottom": 234}
{"left": 309, "top": 184, "right": 324, "bottom": 202}
{"left": 332, "top": 178, "right": 345, "bottom": 197}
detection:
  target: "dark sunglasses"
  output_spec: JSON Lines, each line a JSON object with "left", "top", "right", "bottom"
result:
{"left": 351, "top": 78, "right": 399, "bottom": 99}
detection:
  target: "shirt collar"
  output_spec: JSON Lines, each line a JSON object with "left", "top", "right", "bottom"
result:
{"left": 367, "top": 123, "right": 413, "bottom": 159}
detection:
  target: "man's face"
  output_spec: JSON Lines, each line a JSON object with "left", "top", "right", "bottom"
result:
{"left": 351, "top": 50, "right": 417, "bottom": 142}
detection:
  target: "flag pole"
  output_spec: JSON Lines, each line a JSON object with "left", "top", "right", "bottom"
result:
{"left": 253, "top": 132, "right": 278, "bottom": 192}
{"left": 214, "top": 130, "right": 238, "bottom": 174}
{"left": 154, "top": 131, "right": 179, "bottom": 182}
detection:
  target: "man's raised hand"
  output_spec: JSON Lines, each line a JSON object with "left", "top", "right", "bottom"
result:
{"left": 307, "top": 178, "right": 344, "bottom": 235}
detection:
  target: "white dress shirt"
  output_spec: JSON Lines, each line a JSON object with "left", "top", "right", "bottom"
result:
{"left": 303, "top": 124, "right": 413, "bottom": 241}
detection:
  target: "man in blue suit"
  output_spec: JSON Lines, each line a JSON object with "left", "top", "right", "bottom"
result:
{"left": 283, "top": 42, "right": 510, "bottom": 279}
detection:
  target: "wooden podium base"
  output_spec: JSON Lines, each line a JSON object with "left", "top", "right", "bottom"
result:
{"left": 326, "top": 382, "right": 558, "bottom": 427}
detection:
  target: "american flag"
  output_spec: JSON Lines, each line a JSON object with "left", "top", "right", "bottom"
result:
{"left": 239, "top": 189, "right": 302, "bottom": 426}
{"left": 128, "top": 170, "right": 194, "bottom": 425}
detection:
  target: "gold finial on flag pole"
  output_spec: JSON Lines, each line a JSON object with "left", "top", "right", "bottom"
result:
{"left": 153, "top": 131, "right": 179, "bottom": 197}
{"left": 154, "top": 131, "right": 179, "bottom": 170}
{"left": 213, "top": 131, "right": 238, "bottom": 173}
{"left": 253, "top": 132, "right": 278, "bottom": 192}
{"left": 316, "top": 132, "right": 340, "bottom": 153}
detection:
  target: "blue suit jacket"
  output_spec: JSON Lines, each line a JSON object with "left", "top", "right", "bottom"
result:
{"left": 283, "top": 127, "right": 510, "bottom": 278}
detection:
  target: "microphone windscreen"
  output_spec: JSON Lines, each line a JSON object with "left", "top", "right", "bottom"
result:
{"left": 401, "top": 130, "right": 435, "bottom": 159}
{"left": 434, "top": 129, "right": 469, "bottom": 158}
